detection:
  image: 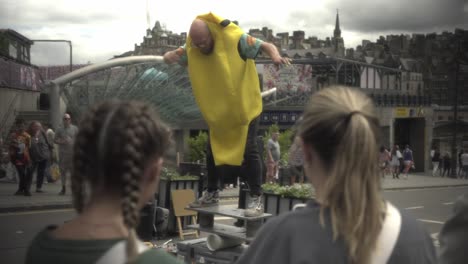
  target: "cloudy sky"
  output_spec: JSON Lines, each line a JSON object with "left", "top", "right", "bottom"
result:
{"left": 2, "top": 0, "right": 467, "bottom": 65}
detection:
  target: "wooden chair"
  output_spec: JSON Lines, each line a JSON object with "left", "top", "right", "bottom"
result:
{"left": 171, "top": 189, "right": 199, "bottom": 240}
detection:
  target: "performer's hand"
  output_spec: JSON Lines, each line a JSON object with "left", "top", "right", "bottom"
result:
{"left": 163, "top": 48, "right": 183, "bottom": 64}
{"left": 272, "top": 56, "right": 292, "bottom": 66}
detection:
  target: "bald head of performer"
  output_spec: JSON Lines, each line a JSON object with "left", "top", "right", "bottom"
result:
{"left": 189, "top": 19, "right": 214, "bottom": 54}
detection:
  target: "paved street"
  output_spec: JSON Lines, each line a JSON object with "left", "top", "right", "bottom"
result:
{"left": 383, "top": 186, "right": 468, "bottom": 248}
{"left": 0, "top": 209, "right": 76, "bottom": 264}
{"left": 1, "top": 172, "right": 468, "bottom": 213}
{"left": 1, "top": 174, "right": 467, "bottom": 263}
{"left": 1, "top": 187, "right": 467, "bottom": 264}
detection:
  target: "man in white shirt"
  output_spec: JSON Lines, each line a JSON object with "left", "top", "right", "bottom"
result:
{"left": 461, "top": 150, "right": 468, "bottom": 179}
{"left": 54, "top": 114, "right": 78, "bottom": 195}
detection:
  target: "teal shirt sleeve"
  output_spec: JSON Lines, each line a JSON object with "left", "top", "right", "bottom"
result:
{"left": 238, "top": 33, "right": 263, "bottom": 60}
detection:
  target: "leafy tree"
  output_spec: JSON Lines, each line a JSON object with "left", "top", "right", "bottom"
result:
{"left": 188, "top": 131, "right": 208, "bottom": 162}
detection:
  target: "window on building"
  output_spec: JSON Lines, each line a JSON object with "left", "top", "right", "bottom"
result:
{"left": 19, "top": 44, "right": 29, "bottom": 63}
{"left": 448, "top": 116, "right": 453, "bottom": 121}
{"left": 438, "top": 116, "right": 443, "bottom": 121}
{"left": 9, "top": 40, "right": 17, "bottom": 59}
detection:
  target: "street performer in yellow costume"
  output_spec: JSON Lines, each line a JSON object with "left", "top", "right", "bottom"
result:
{"left": 164, "top": 12, "right": 291, "bottom": 216}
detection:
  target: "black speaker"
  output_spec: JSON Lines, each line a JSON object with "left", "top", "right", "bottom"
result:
{"left": 136, "top": 201, "right": 156, "bottom": 241}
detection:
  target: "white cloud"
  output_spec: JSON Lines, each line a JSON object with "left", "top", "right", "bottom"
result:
{"left": 2, "top": 0, "right": 466, "bottom": 65}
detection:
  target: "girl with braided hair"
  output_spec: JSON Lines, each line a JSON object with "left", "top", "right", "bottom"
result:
{"left": 25, "top": 100, "right": 180, "bottom": 264}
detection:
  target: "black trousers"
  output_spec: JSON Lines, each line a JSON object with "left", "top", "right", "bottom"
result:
{"left": 31, "top": 159, "right": 47, "bottom": 189}
{"left": 206, "top": 117, "right": 262, "bottom": 196}
{"left": 15, "top": 165, "right": 32, "bottom": 192}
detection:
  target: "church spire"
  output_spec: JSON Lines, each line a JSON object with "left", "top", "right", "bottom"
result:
{"left": 334, "top": 9, "right": 341, "bottom": 38}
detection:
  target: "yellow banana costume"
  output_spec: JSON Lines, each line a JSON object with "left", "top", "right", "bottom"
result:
{"left": 187, "top": 13, "right": 262, "bottom": 166}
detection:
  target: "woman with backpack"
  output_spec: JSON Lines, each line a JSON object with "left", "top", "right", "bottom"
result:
{"left": 28, "top": 121, "right": 52, "bottom": 193}
{"left": 236, "top": 87, "right": 436, "bottom": 264}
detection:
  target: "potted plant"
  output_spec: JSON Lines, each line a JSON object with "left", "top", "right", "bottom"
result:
{"left": 262, "top": 182, "right": 315, "bottom": 216}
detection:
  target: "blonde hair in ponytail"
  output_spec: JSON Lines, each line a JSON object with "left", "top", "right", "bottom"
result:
{"left": 299, "top": 86, "right": 384, "bottom": 264}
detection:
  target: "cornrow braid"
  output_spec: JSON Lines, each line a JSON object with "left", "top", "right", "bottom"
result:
{"left": 71, "top": 106, "right": 101, "bottom": 213}
{"left": 120, "top": 111, "right": 153, "bottom": 262}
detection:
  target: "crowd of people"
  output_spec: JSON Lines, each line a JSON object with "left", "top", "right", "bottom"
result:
{"left": 6, "top": 113, "right": 78, "bottom": 196}
{"left": 379, "top": 144, "right": 415, "bottom": 180}
{"left": 430, "top": 147, "right": 468, "bottom": 178}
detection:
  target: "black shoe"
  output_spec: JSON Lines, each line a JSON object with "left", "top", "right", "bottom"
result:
{"left": 24, "top": 191, "right": 32, "bottom": 196}
{"left": 36, "top": 189, "right": 44, "bottom": 193}
{"left": 14, "top": 190, "right": 24, "bottom": 195}
{"left": 59, "top": 188, "right": 66, "bottom": 195}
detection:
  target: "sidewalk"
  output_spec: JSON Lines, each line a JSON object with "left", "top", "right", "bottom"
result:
{"left": 1, "top": 173, "right": 467, "bottom": 213}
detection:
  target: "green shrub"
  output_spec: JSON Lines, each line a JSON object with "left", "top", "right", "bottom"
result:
{"left": 261, "top": 182, "right": 315, "bottom": 199}
{"left": 160, "top": 167, "right": 199, "bottom": 181}
{"left": 188, "top": 131, "right": 208, "bottom": 162}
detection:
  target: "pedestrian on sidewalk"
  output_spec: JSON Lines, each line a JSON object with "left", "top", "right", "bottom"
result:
{"left": 54, "top": 113, "right": 78, "bottom": 195}
{"left": 379, "top": 146, "right": 390, "bottom": 178}
{"left": 8, "top": 119, "right": 32, "bottom": 196}
{"left": 398, "top": 144, "right": 405, "bottom": 176}
{"left": 442, "top": 152, "right": 452, "bottom": 178}
{"left": 431, "top": 147, "right": 441, "bottom": 177}
{"left": 266, "top": 131, "right": 281, "bottom": 184}
{"left": 461, "top": 150, "right": 468, "bottom": 179}
{"left": 288, "top": 134, "right": 305, "bottom": 185}
{"left": 27, "top": 121, "right": 52, "bottom": 193}
{"left": 390, "top": 145, "right": 402, "bottom": 179}
{"left": 236, "top": 86, "right": 436, "bottom": 264}
{"left": 402, "top": 145, "right": 414, "bottom": 179}
{"left": 43, "top": 122, "right": 57, "bottom": 183}
{"left": 25, "top": 100, "right": 179, "bottom": 264}
{"left": 458, "top": 149, "right": 464, "bottom": 178}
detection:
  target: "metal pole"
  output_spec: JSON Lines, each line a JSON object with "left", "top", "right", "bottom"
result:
{"left": 69, "top": 41, "right": 73, "bottom": 73}
{"left": 450, "top": 41, "right": 460, "bottom": 178}
{"left": 49, "top": 82, "right": 61, "bottom": 130}
{"left": 31, "top": 39, "right": 72, "bottom": 128}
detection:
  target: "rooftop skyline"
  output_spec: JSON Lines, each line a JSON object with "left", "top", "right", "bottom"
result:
{"left": 2, "top": 0, "right": 467, "bottom": 65}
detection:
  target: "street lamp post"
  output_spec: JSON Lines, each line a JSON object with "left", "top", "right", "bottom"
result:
{"left": 450, "top": 50, "right": 459, "bottom": 178}
{"left": 31, "top": 39, "right": 73, "bottom": 72}
{"left": 31, "top": 39, "right": 73, "bottom": 129}
{"left": 449, "top": 36, "right": 467, "bottom": 178}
